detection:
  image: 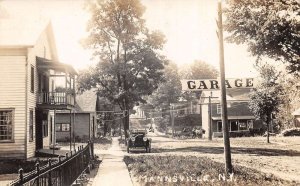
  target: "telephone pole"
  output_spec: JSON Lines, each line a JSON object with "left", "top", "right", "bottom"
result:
{"left": 217, "top": 0, "right": 233, "bottom": 174}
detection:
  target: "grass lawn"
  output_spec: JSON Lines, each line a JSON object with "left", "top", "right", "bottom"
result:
{"left": 124, "top": 155, "right": 296, "bottom": 186}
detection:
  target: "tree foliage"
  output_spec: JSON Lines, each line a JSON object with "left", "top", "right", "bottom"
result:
{"left": 249, "top": 63, "right": 283, "bottom": 142}
{"left": 276, "top": 72, "right": 300, "bottom": 129}
{"left": 224, "top": 0, "right": 300, "bottom": 73}
{"left": 179, "top": 60, "right": 219, "bottom": 101}
{"left": 147, "top": 62, "right": 182, "bottom": 109}
{"left": 78, "top": 0, "right": 166, "bottom": 136}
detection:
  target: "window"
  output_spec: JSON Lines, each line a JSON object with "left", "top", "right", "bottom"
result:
{"left": 55, "top": 124, "right": 61, "bottom": 132}
{"left": 247, "top": 120, "right": 253, "bottom": 129}
{"left": 29, "top": 110, "right": 33, "bottom": 142}
{"left": 217, "top": 104, "right": 221, "bottom": 114}
{"left": 56, "top": 123, "right": 70, "bottom": 132}
{"left": 239, "top": 121, "right": 247, "bottom": 130}
{"left": 217, "top": 121, "right": 222, "bottom": 132}
{"left": 61, "top": 124, "right": 70, "bottom": 131}
{"left": 42, "top": 120, "right": 48, "bottom": 137}
{"left": 0, "top": 110, "right": 13, "bottom": 142}
{"left": 31, "top": 66, "right": 34, "bottom": 93}
{"left": 230, "top": 121, "right": 238, "bottom": 131}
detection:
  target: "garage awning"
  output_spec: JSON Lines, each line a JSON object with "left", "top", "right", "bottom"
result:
{"left": 211, "top": 116, "right": 255, "bottom": 120}
{"left": 36, "top": 57, "right": 77, "bottom": 75}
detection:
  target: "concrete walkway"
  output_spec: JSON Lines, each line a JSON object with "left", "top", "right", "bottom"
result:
{"left": 91, "top": 137, "right": 133, "bottom": 186}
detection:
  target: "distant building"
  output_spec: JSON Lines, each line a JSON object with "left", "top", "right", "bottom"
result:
{"left": 292, "top": 108, "right": 300, "bottom": 128}
{"left": 0, "top": 19, "right": 76, "bottom": 159}
{"left": 56, "top": 90, "right": 97, "bottom": 142}
{"left": 201, "top": 89, "right": 263, "bottom": 138}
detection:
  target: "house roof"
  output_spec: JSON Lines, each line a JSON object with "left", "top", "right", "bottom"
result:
{"left": 0, "top": 18, "right": 58, "bottom": 60}
{"left": 212, "top": 116, "right": 255, "bottom": 120}
{"left": 36, "top": 57, "right": 77, "bottom": 75}
{"left": 201, "top": 89, "right": 251, "bottom": 103}
{"left": 75, "top": 90, "right": 97, "bottom": 113}
{"left": 0, "top": 18, "right": 45, "bottom": 46}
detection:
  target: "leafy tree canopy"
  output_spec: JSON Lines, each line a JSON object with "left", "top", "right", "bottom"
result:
{"left": 78, "top": 0, "right": 167, "bottom": 136}
{"left": 249, "top": 63, "right": 283, "bottom": 141}
{"left": 78, "top": 0, "right": 166, "bottom": 110}
{"left": 224, "top": 0, "right": 300, "bottom": 73}
{"left": 179, "top": 60, "right": 219, "bottom": 101}
{"left": 147, "top": 61, "right": 182, "bottom": 109}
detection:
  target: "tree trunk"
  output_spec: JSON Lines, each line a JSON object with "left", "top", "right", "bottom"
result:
{"left": 124, "top": 110, "right": 129, "bottom": 138}
{"left": 266, "top": 114, "right": 271, "bottom": 143}
{"left": 267, "top": 121, "right": 270, "bottom": 143}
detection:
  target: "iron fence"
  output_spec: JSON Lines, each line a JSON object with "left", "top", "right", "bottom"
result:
{"left": 10, "top": 142, "right": 93, "bottom": 186}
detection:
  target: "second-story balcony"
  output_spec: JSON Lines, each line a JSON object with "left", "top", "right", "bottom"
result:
{"left": 36, "top": 57, "right": 77, "bottom": 110}
{"left": 37, "top": 92, "right": 75, "bottom": 109}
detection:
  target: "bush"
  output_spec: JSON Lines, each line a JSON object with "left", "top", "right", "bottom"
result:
{"left": 154, "top": 117, "right": 169, "bottom": 133}
{"left": 281, "top": 128, "right": 300, "bottom": 136}
{"left": 94, "top": 136, "right": 112, "bottom": 144}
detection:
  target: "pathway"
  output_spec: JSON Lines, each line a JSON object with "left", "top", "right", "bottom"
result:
{"left": 91, "top": 137, "right": 133, "bottom": 186}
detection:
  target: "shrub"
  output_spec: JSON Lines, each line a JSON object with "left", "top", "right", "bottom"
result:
{"left": 281, "top": 128, "right": 300, "bottom": 136}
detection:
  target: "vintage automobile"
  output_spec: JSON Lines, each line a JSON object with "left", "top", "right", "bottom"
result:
{"left": 127, "top": 129, "right": 151, "bottom": 153}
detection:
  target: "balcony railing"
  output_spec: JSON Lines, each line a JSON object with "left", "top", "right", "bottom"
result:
{"left": 37, "top": 92, "right": 75, "bottom": 106}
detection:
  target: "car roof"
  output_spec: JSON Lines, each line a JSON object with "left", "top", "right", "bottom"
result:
{"left": 130, "top": 129, "right": 146, "bottom": 134}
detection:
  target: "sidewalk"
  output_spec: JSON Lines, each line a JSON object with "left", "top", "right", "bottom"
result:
{"left": 91, "top": 137, "right": 133, "bottom": 186}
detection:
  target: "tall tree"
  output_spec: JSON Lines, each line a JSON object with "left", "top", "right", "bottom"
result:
{"left": 179, "top": 60, "right": 219, "bottom": 101}
{"left": 249, "top": 63, "right": 283, "bottom": 143}
{"left": 78, "top": 0, "right": 166, "bottom": 138}
{"left": 224, "top": 0, "right": 300, "bottom": 73}
{"left": 276, "top": 72, "right": 300, "bottom": 130}
{"left": 147, "top": 61, "right": 182, "bottom": 109}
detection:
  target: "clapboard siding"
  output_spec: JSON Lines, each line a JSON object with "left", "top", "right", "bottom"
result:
{"left": 0, "top": 55, "right": 26, "bottom": 159}
{"left": 0, "top": 48, "right": 27, "bottom": 56}
{"left": 25, "top": 27, "right": 54, "bottom": 158}
{"left": 1, "top": 23, "right": 60, "bottom": 159}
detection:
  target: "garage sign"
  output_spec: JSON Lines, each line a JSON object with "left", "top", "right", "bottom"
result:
{"left": 181, "top": 78, "right": 256, "bottom": 91}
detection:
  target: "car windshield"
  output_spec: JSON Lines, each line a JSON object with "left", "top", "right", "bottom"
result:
{"left": 131, "top": 132, "right": 145, "bottom": 137}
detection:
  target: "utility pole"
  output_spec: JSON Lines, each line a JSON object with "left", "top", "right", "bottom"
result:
{"left": 217, "top": 0, "right": 233, "bottom": 174}
{"left": 200, "top": 94, "right": 218, "bottom": 140}
{"left": 170, "top": 104, "right": 175, "bottom": 137}
{"left": 208, "top": 95, "right": 212, "bottom": 140}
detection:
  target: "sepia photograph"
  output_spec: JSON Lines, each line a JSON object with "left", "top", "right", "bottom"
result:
{"left": 0, "top": 0, "right": 299, "bottom": 185}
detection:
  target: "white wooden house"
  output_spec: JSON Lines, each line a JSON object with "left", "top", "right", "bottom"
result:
{"left": 0, "top": 19, "right": 76, "bottom": 159}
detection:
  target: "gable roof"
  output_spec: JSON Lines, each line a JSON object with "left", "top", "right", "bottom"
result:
{"left": 0, "top": 18, "right": 58, "bottom": 60}
{"left": 201, "top": 89, "right": 251, "bottom": 103}
{"left": 75, "top": 90, "right": 97, "bottom": 113}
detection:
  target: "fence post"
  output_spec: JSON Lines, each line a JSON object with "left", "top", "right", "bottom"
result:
{"left": 48, "top": 158, "right": 52, "bottom": 185}
{"left": 18, "top": 168, "right": 23, "bottom": 184}
{"left": 91, "top": 141, "right": 94, "bottom": 159}
{"left": 58, "top": 156, "right": 62, "bottom": 185}
{"left": 35, "top": 162, "right": 40, "bottom": 186}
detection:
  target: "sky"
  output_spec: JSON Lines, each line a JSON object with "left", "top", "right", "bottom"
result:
{"left": 1, "top": 0, "right": 258, "bottom": 78}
